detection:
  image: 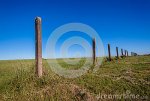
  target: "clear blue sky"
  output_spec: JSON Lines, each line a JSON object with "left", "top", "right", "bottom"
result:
{"left": 0, "top": 0, "right": 150, "bottom": 60}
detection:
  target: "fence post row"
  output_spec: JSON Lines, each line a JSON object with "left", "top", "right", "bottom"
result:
{"left": 34, "top": 17, "right": 136, "bottom": 72}
{"left": 35, "top": 17, "right": 43, "bottom": 77}
{"left": 92, "top": 38, "right": 96, "bottom": 65}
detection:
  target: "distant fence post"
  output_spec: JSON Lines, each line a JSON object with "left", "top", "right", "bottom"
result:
{"left": 121, "top": 49, "right": 123, "bottom": 56}
{"left": 116, "top": 47, "right": 119, "bottom": 59}
{"left": 131, "top": 52, "right": 137, "bottom": 56}
{"left": 108, "top": 44, "right": 111, "bottom": 61}
{"left": 124, "top": 50, "right": 126, "bottom": 56}
{"left": 92, "top": 38, "right": 96, "bottom": 65}
{"left": 131, "top": 52, "right": 133, "bottom": 56}
{"left": 127, "top": 51, "right": 129, "bottom": 56}
{"left": 35, "top": 17, "right": 42, "bottom": 77}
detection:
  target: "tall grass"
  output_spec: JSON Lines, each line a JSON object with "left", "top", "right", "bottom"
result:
{"left": 0, "top": 56, "right": 150, "bottom": 101}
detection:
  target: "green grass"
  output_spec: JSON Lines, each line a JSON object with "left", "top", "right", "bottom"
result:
{"left": 0, "top": 56, "right": 150, "bottom": 101}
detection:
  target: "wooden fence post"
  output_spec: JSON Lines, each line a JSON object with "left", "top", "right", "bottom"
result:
{"left": 108, "top": 44, "right": 111, "bottom": 61}
{"left": 131, "top": 52, "right": 133, "bottom": 56}
{"left": 35, "top": 17, "right": 42, "bottom": 77}
{"left": 92, "top": 38, "right": 96, "bottom": 65}
{"left": 116, "top": 47, "right": 119, "bottom": 59}
{"left": 124, "top": 50, "right": 126, "bottom": 56}
{"left": 121, "top": 49, "right": 123, "bottom": 56}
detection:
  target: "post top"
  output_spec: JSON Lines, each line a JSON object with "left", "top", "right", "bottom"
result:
{"left": 92, "top": 38, "right": 95, "bottom": 41}
{"left": 35, "top": 17, "right": 41, "bottom": 21}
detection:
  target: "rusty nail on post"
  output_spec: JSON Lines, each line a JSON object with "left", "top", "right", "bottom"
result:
{"left": 116, "top": 47, "right": 119, "bottom": 59}
{"left": 92, "top": 38, "right": 96, "bottom": 65}
{"left": 35, "top": 17, "right": 42, "bottom": 77}
{"left": 108, "top": 44, "right": 111, "bottom": 61}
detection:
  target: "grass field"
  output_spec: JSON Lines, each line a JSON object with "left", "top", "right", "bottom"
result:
{"left": 0, "top": 56, "right": 150, "bottom": 101}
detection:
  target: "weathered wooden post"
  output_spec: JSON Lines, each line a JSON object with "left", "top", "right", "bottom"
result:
{"left": 35, "top": 17, "right": 42, "bottom": 77}
{"left": 121, "top": 49, "right": 124, "bottom": 56}
{"left": 108, "top": 44, "right": 111, "bottom": 61}
{"left": 116, "top": 47, "right": 119, "bottom": 59}
{"left": 124, "top": 50, "right": 126, "bottom": 56}
{"left": 131, "top": 52, "right": 133, "bottom": 56}
{"left": 92, "top": 38, "right": 96, "bottom": 65}
{"left": 127, "top": 51, "right": 129, "bottom": 56}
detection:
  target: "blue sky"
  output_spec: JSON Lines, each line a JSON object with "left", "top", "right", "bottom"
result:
{"left": 0, "top": 0, "right": 150, "bottom": 60}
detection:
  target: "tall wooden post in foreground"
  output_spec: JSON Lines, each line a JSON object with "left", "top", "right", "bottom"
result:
{"left": 108, "top": 44, "right": 111, "bottom": 61}
{"left": 116, "top": 47, "right": 119, "bottom": 59}
{"left": 35, "top": 17, "right": 42, "bottom": 77}
{"left": 92, "top": 38, "right": 96, "bottom": 65}
{"left": 121, "top": 49, "right": 124, "bottom": 56}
